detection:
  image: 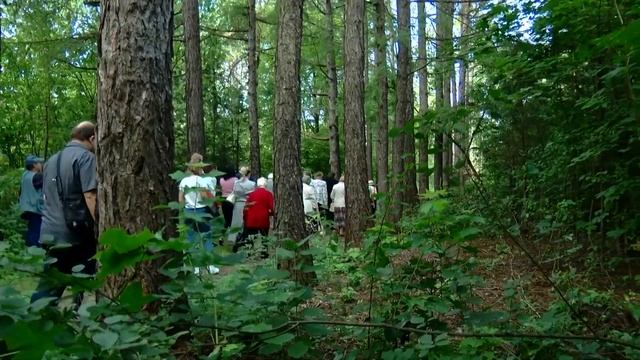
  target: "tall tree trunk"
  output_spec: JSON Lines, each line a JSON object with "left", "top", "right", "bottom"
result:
{"left": 401, "top": 0, "right": 417, "bottom": 205}
{"left": 274, "top": 0, "right": 314, "bottom": 284}
{"left": 344, "top": 0, "right": 370, "bottom": 246}
{"left": 364, "top": 9, "right": 373, "bottom": 181}
{"left": 375, "top": 0, "right": 388, "bottom": 198}
{"left": 434, "top": 0, "right": 453, "bottom": 190}
{"left": 403, "top": 83, "right": 417, "bottom": 204}
{"left": 184, "top": 0, "right": 205, "bottom": 156}
{"left": 442, "top": 0, "right": 454, "bottom": 188}
{"left": 211, "top": 65, "right": 219, "bottom": 161}
{"left": 392, "top": 0, "right": 415, "bottom": 218}
{"left": 248, "top": 0, "right": 261, "bottom": 175}
{"left": 391, "top": 2, "right": 405, "bottom": 221}
{"left": 325, "top": 0, "right": 340, "bottom": 177}
{"left": 417, "top": 0, "right": 429, "bottom": 193}
{"left": 234, "top": 114, "right": 240, "bottom": 170}
{"left": 98, "top": 0, "right": 175, "bottom": 298}
{"left": 456, "top": 0, "right": 471, "bottom": 187}
{"left": 44, "top": 89, "right": 51, "bottom": 158}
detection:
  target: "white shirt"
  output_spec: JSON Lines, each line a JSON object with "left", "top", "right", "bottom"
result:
{"left": 302, "top": 183, "right": 318, "bottom": 215}
{"left": 310, "top": 179, "right": 328, "bottom": 207}
{"left": 330, "top": 181, "right": 346, "bottom": 208}
{"left": 179, "top": 175, "right": 216, "bottom": 209}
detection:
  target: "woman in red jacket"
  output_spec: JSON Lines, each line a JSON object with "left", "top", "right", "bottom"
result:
{"left": 235, "top": 177, "right": 274, "bottom": 254}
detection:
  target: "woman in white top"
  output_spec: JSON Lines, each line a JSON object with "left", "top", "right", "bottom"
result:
{"left": 303, "top": 175, "right": 321, "bottom": 233}
{"left": 228, "top": 166, "right": 256, "bottom": 243}
{"left": 178, "top": 153, "right": 219, "bottom": 274}
{"left": 302, "top": 175, "right": 319, "bottom": 215}
{"left": 330, "top": 175, "right": 346, "bottom": 236}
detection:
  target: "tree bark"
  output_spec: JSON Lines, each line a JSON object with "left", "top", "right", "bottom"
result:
{"left": 364, "top": 9, "right": 373, "bottom": 181}
{"left": 392, "top": 0, "right": 416, "bottom": 218}
{"left": 325, "top": 0, "right": 340, "bottom": 177}
{"left": 344, "top": 0, "right": 370, "bottom": 246}
{"left": 274, "top": 0, "right": 314, "bottom": 284}
{"left": 184, "top": 0, "right": 205, "bottom": 156}
{"left": 456, "top": 0, "right": 471, "bottom": 187}
{"left": 248, "top": 0, "right": 261, "bottom": 175}
{"left": 442, "top": 0, "right": 454, "bottom": 188}
{"left": 97, "top": 0, "right": 175, "bottom": 299}
{"left": 434, "top": 0, "right": 453, "bottom": 190}
{"left": 375, "top": 0, "right": 389, "bottom": 198}
{"left": 417, "top": 0, "right": 429, "bottom": 194}
{"left": 210, "top": 65, "right": 219, "bottom": 161}
{"left": 401, "top": 0, "right": 417, "bottom": 205}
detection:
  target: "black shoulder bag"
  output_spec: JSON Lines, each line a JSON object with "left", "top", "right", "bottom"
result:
{"left": 56, "top": 146, "right": 94, "bottom": 233}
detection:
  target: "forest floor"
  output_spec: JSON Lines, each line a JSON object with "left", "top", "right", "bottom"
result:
{"left": 306, "top": 238, "right": 551, "bottom": 317}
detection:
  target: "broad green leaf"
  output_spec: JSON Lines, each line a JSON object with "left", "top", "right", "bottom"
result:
{"left": 100, "top": 228, "right": 154, "bottom": 254}
{"left": 264, "top": 332, "right": 295, "bottom": 345}
{"left": 453, "top": 227, "right": 482, "bottom": 241}
{"left": 92, "top": 330, "right": 119, "bottom": 350}
{"left": 276, "top": 247, "right": 295, "bottom": 260}
{"left": 287, "top": 340, "right": 310, "bottom": 358}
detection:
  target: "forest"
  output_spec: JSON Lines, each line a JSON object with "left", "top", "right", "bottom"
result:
{"left": 0, "top": 0, "right": 639, "bottom": 358}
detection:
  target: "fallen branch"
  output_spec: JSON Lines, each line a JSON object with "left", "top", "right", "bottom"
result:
{"left": 193, "top": 319, "right": 640, "bottom": 351}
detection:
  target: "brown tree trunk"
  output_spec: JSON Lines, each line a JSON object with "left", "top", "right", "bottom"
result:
{"left": 325, "top": 0, "right": 340, "bottom": 177}
{"left": 97, "top": 0, "right": 175, "bottom": 299}
{"left": 184, "top": 0, "right": 205, "bottom": 156}
{"left": 375, "top": 0, "right": 388, "bottom": 198}
{"left": 210, "top": 66, "right": 219, "bottom": 161}
{"left": 274, "top": 0, "right": 314, "bottom": 284}
{"left": 401, "top": 0, "right": 418, "bottom": 206}
{"left": 417, "top": 0, "right": 429, "bottom": 194}
{"left": 434, "top": 0, "right": 453, "bottom": 190}
{"left": 364, "top": 9, "right": 373, "bottom": 181}
{"left": 366, "top": 121, "right": 373, "bottom": 181}
{"left": 344, "top": 0, "right": 370, "bottom": 246}
{"left": 442, "top": 0, "right": 454, "bottom": 188}
{"left": 248, "top": 0, "right": 261, "bottom": 175}
{"left": 400, "top": 0, "right": 417, "bottom": 206}
{"left": 456, "top": 0, "right": 471, "bottom": 187}
{"left": 392, "top": 0, "right": 415, "bottom": 218}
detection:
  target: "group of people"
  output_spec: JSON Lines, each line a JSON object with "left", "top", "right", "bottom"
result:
{"left": 177, "top": 159, "right": 380, "bottom": 262}
{"left": 178, "top": 155, "right": 275, "bottom": 268}
{"left": 17, "top": 120, "right": 380, "bottom": 302}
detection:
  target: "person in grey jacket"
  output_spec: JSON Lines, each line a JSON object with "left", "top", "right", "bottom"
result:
{"left": 19, "top": 155, "right": 44, "bottom": 247}
{"left": 227, "top": 166, "right": 256, "bottom": 243}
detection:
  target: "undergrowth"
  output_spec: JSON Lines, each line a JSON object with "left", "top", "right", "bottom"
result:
{"left": 0, "top": 192, "right": 638, "bottom": 359}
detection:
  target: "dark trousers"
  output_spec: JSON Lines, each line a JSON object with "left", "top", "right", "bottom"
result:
{"left": 233, "top": 227, "right": 269, "bottom": 257}
{"left": 221, "top": 201, "right": 234, "bottom": 228}
{"left": 31, "top": 235, "right": 97, "bottom": 305}
{"left": 23, "top": 212, "right": 42, "bottom": 247}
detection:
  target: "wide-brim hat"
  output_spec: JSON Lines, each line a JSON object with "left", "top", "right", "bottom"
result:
{"left": 186, "top": 153, "right": 210, "bottom": 168}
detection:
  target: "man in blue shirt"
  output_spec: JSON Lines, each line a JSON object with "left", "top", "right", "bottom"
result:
{"left": 19, "top": 155, "right": 44, "bottom": 247}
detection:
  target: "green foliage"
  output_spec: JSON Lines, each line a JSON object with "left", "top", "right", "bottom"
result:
{"left": 1, "top": 192, "right": 639, "bottom": 358}
{"left": 472, "top": 0, "right": 640, "bottom": 260}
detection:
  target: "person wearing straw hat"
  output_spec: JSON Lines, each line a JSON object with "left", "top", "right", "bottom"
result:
{"left": 179, "top": 153, "right": 219, "bottom": 274}
{"left": 227, "top": 166, "right": 255, "bottom": 244}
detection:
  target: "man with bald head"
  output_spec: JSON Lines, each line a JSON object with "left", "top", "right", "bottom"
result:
{"left": 32, "top": 121, "right": 98, "bottom": 304}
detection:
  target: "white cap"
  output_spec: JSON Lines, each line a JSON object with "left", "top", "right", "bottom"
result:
{"left": 257, "top": 177, "right": 268, "bottom": 187}
{"left": 268, "top": 173, "right": 274, "bottom": 179}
